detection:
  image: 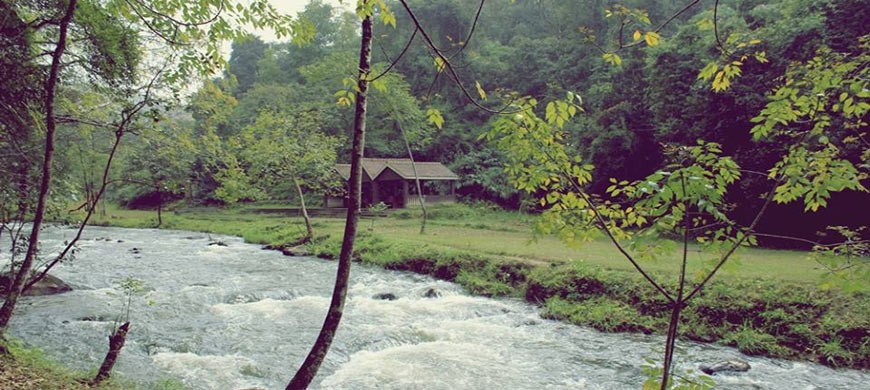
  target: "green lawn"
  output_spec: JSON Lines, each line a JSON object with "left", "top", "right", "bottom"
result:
{"left": 0, "top": 338, "right": 183, "bottom": 390}
{"left": 89, "top": 203, "right": 832, "bottom": 286}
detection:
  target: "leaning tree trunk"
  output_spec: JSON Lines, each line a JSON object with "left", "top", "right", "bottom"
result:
{"left": 0, "top": 0, "right": 78, "bottom": 343}
{"left": 286, "top": 14, "right": 373, "bottom": 390}
{"left": 397, "top": 122, "right": 427, "bottom": 234}
{"left": 91, "top": 322, "right": 131, "bottom": 386}
{"left": 293, "top": 178, "right": 314, "bottom": 243}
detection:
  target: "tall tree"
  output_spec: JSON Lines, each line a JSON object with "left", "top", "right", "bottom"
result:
{"left": 0, "top": 0, "right": 312, "bottom": 344}
{"left": 235, "top": 109, "right": 339, "bottom": 242}
{"left": 288, "top": 0, "right": 400, "bottom": 385}
{"left": 228, "top": 35, "right": 268, "bottom": 97}
{"left": 0, "top": 0, "right": 79, "bottom": 346}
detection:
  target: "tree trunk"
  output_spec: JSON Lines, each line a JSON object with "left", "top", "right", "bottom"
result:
{"left": 0, "top": 0, "right": 78, "bottom": 339}
{"left": 294, "top": 178, "right": 314, "bottom": 243}
{"left": 660, "top": 184, "right": 691, "bottom": 389}
{"left": 286, "top": 14, "right": 372, "bottom": 390}
{"left": 397, "top": 122, "right": 427, "bottom": 234}
{"left": 91, "top": 322, "right": 130, "bottom": 386}
{"left": 156, "top": 186, "right": 163, "bottom": 227}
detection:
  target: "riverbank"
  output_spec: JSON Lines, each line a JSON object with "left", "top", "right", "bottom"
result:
{"left": 81, "top": 203, "right": 868, "bottom": 370}
{"left": 0, "top": 338, "right": 182, "bottom": 389}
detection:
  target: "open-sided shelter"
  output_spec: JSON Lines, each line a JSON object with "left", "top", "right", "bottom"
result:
{"left": 326, "top": 158, "right": 459, "bottom": 208}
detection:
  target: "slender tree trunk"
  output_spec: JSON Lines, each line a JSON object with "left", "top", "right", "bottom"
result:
{"left": 10, "top": 163, "right": 30, "bottom": 277}
{"left": 91, "top": 322, "right": 130, "bottom": 386}
{"left": 287, "top": 14, "right": 372, "bottom": 390}
{"left": 660, "top": 180, "right": 691, "bottom": 389}
{"left": 396, "top": 122, "right": 427, "bottom": 234}
{"left": 0, "top": 0, "right": 78, "bottom": 341}
{"left": 294, "top": 178, "right": 314, "bottom": 243}
{"left": 156, "top": 186, "right": 163, "bottom": 227}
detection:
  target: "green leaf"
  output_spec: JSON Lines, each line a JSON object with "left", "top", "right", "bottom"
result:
{"left": 427, "top": 108, "right": 444, "bottom": 129}
{"left": 698, "top": 62, "right": 718, "bottom": 81}
{"left": 644, "top": 31, "right": 660, "bottom": 47}
{"left": 602, "top": 52, "right": 622, "bottom": 66}
{"left": 475, "top": 81, "right": 487, "bottom": 101}
{"left": 434, "top": 56, "right": 446, "bottom": 73}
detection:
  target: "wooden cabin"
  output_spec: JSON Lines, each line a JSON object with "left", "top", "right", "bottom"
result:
{"left": 326, "top": 158, "right": 459, "bottom": 209}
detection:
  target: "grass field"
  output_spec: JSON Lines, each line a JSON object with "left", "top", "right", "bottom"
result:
{"left": 89, "top": 202, "right": 834, "bottom": 286}
{"left": 0, "top": 338, "right": 183, "bottom": 390}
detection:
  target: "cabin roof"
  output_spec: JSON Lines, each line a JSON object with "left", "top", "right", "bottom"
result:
{"left": 334, "top": 158, "right": 459, "bottom": 181}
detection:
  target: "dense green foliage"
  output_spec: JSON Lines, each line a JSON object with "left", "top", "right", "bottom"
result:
{"left": 71, "top": 0, "right": 865, "bottom": 248}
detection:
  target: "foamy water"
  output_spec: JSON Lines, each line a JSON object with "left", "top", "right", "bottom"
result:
{"left": 8, "top": 226, "right": 869, "bottom": 389}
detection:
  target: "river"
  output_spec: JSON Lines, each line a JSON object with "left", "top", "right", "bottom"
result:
{"left": 6, "top": 226, "right": 869, "bottom": 389}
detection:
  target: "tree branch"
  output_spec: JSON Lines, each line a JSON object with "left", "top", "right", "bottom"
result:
{"left": 129, "top": 0, "right": 223, "bottom": 28}
{"left": 24, "top": 66, "right": 167, "bottom": 293}
{"left": 616, "top": 0, "right": 701, "bottom": 51}
{"left": 370, "top": 28, "right": 418, "bottom": 82}
{"left": 445, "top": 0, "right": 485, "bottom": 61}
{"left": 397, "top": 0, "right": 519, "bottom": 115}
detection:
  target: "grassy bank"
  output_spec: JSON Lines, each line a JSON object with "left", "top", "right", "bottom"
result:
{"left": 0, "top": 338, "right": 183, "bottom": 390}
{"left": 81, "top": 203, "right": 868, "bottom": 370}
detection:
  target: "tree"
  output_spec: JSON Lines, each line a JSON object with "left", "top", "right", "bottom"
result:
{"left": 484, "top": 11, "right": 867, "bottom": 390}
{"left": 0, "top": 0, "right": 80, "bottom": 346}
{"left": 0, "top": 0, "right": 312, "bottom": 346}
{"left": 235, "top": 110, "right": 339, "bottom": 242}
{"left": 227, "top": 35, "right": 268, "bottom": 97}
{"left": 288, "top": 0, "right": 401, "bottom": 387}
{"left": 116, "top": 121, "right": 197, "bottom": 226}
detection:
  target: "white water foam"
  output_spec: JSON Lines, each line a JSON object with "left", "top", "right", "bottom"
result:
{"left": 152, "top": 352, "right": 264, "bottom": 389}
{"left": 320, "top": 341, "right": 512, "bottom": 390}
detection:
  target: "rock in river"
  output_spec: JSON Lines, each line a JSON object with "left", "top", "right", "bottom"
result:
{"left": 699, "top": 359, "right": 751, "bottom": 375}
{"left": 373, "top": 292, "right": 398, "bottom": 301}
{"left": 1, "top": 272, "right": 72, "bottom": 296}
{"left": 280, "top": 245, "right": 311, "bottom": 257}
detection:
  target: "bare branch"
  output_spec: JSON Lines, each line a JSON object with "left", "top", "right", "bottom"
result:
{"left": 370, "top": 28, "right": 418, "bottom": 82}
{"left": 123, "top": 0, "right": 187, "bottom": 46}
{"left": 445, "top": 0, "right": 486, "bottom": 61}
{"left": 397, "top": 0, "right": 520, "bottom": 115}
{"left": 25, "top": 64, "right": 168, "bottom": 292}
{"left": 712, "top": 0, "right": 732, "bottom": 55}
{"left": 616, "top": 0, "right": 701, "bottom": 51}
{"left": 753, "top": 232, "right": 870, "bottom": 248}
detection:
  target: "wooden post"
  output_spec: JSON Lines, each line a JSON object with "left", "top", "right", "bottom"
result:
{"left": 371, "top": 180, "right": 380, "bottom": 205}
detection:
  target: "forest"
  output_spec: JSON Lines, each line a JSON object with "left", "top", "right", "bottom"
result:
{"left": 1, "top": 0, "right": 868, "bottom": 389}
{"left": 3, "top": 0, "right": 867, "bottom": 244}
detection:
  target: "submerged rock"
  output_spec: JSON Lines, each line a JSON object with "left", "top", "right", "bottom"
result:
{"left": 0, "top": 272, "right": 72, "bottom": 296}
{"left": 373, "top": 292, "right": 398, "bottom": 301}
{"left": 281, "top": 245, "right": 310, "bottom": 257}
{"left": 77, "top": 315, "right": 113, "bottom": 322}
{"left": 699, "top": 359, "right": 751, "bottom": 375}
{"left": 423, "top": 288, "right": 441, "bottom": 298}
